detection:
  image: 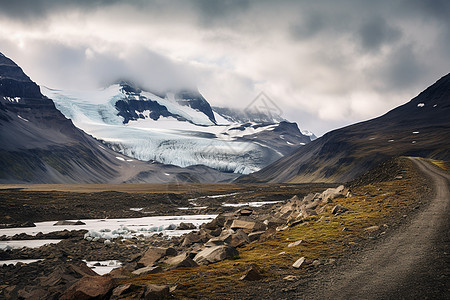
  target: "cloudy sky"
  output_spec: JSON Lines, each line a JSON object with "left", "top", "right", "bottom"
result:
{"left": 0, "top": 0, "right": 449, "bottom": 136}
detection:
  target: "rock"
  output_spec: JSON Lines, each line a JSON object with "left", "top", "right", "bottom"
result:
{"left": 224, "top": 229, "right": 250, "bottom": 248}
{"left": 230, "top": 219, "right": 266, "bottom": 233}
{"left": 143, "top": 283, "right": 170, "bottom": 300}
{"left": 138, "top": 247, "right": 175, "bottom": 267}
{"left": 331, "top": 205, "right": 349, "bottom": 215}
{"left": 239, "top": 208, "right": 253, "bottom": 216}
{"left": 132, "top": 266, "right": 162, "bottom": 276}
{"left": 299, "top": 206, "right": 317, "bottom": 218}
{"left": 194, "top": 245, "right": 239, "bottom": 265}
{"left": 20, "top": 221, "right": 36, "bottom": 227}
{"left": 283, "top": 275, "right": 298, "bottom": 281}
{"left": 364, "top": 225, "right": 380, "bottom": 232}
{"left": 164, "top": 253, "right": 198, "bottom": 269}
{"left": 321, "top": 185, "right": 347, "bottom": 202}
{"left": 176, "top": 222, "right": 196, "bottom": 230}
{"left": 248, "top": 231, "right": 265, "bottom": 242}
{"left": 111, "top": 283, "right": 140, "bottom": 299}
{"left": 53, "top": 220, "right": 86, "bottom": 226}
{"left": 60, "top": 275, "right": 116, "bottom": 300}
{"left": 239, "top": 265, "right": 263, "bottom": 281}
{"left": 287, "top": 240, "right": 302, "bottom": 247}
{"left": 292, "top": 257, "right": 306, "bottom": 269}
{"left": 201, "top": 215, "right": 228, "bottom": 230}
{"left": 181, "top": 231, "right": 210, "bottom": 247}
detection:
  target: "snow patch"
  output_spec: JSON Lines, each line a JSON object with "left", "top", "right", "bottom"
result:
{"left": 388, "top": 140, "right": 395, "bottom": 142}
{"left": 412, "top": 131, "right": 419, "bottom": 134}
{"left": 17, "top": 115, "right": 29, "bottom": 122}
{"left": 83, "top": 260, "right": 122, "bottom": 275}
{"left": 417, "top": 103, "right": 425, "bottom": 107}
{"left": 115, "top": 156, "right": 125, "bottom": 161}
{"left": 222, "top": 200, "right": 284, "bottom": 208}
{"left": 0, "top": 240, "right": 61, "bottom": 250}
{"left": 129, "top": 208, "right": 143, "bottom": 212}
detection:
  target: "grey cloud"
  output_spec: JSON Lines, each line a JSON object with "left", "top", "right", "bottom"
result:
{"left": 373, "top": 45, "right": 427, "bottom": 91}
{"left": 357, "top": 17, "right": 402, "bottom": 52}
{"left": 290, "top": 12, "right": 325, "bottom": 40}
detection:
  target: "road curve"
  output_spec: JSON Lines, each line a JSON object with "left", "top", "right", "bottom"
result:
{"left": 304, "top": 158, "right": 450, "bottom": 299}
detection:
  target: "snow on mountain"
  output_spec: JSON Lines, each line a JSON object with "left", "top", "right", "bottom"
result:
{"left": 43, "top": 83, "right": 313, "bottom": 174}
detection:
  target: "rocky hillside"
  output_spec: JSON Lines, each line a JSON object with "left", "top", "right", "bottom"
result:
{"left": 238, "top": 73, "right": 450, "bottom": 183}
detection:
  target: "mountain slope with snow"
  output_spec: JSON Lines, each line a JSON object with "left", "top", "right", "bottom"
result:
{"left": 238, "top": 73, "right": 450, "bottom": 183}
{"left": 44, "top": 83, "right": 313, "bottom": 174}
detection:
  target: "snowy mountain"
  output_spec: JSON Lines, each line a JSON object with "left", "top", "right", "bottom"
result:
{"left": 0, "top": 53, "right": 238, "bottom": 184}
{"left": 43, "top": 83, "right": 313, "bottom": 174}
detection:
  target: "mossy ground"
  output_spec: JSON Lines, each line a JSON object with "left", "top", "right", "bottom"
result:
{"left": 121, "top": 157, "right": 431, "bottom": 299}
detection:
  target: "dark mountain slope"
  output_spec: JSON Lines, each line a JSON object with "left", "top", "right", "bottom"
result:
{"left": 0, "top": 53, "right": 236, "bottom": 183}
{"left": 238, "top": 73, "right": 450, "bottom": 183}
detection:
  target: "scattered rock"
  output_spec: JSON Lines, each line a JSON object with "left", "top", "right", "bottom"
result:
{"left": 53, "top": 220, "right": 86, "bottom": 226}
{"left": 194, "top": 245, "right": 239, "bottom": 265}
{"left": 176, "top": 222, "right": 196, "bottom": 230}
{"left": 60, "top": 275, "right": 116, "bottom": 300}
{"left": 138, "top": 247, "right": 175, "bottom": 267}
{"left": 292, "top": 257, "right": 306, "bottom": 269}
{"left": 239, "top": 208, "right": 253, "bottom": 216}
{"left": 230, "top": 219, "right": 266, "bottom": 233}
{"left": 283, "top": 275, "right": 298, "bottom": 281}
{"left": 364, "top": 225, "right": 380, "bottom": 232}
{"left": 248, "top": 231, "right": 265, "bottom": 242}
{"left": 331, "top": 205, "right": 349, "bottom": 215}
{"left": 142, "top": 283, "right": 170, "bottom": 300}
{"left": 111, "top": 283, "right": 140, "bottom": 299}
{"left": 132, "top": 266, "right": 162, "bottom": 276}
{"left": 239, "top": 265, "right": 263, "bottom": 281}
{"left": 287, "top": 240, "right": 302, "bottom": 247}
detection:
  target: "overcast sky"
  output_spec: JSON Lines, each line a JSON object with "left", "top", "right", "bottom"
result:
{"left": 0, "top": 0, "right": 449, "bottom": 136}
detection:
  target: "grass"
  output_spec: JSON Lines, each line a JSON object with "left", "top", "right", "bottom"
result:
{"left": 120, "top": 157, "right": 429, "bottom": 299}
{"left": 429, "top": 159, "right": 450, "bottom": 171}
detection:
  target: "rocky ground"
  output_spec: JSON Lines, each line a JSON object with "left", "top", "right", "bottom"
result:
{"left": 0, "top": 157, "right": 448, "bottom": 299}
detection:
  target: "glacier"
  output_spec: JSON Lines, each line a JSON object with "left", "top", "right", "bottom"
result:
{"left": 42, "top": 84, "right": 311, "bottom": 174}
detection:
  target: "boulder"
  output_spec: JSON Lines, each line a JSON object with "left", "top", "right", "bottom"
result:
{"left": 132, "top": 266, "right": 162, "bottom": 276}
{"left": 143, "top": 284, "right": 170, "bottom": 300}
{"left": 194, "top": 245, "right": 239, "bottom": 265}
{"left": 239, "top": 265, "right": 263, "bottom": 281}
{"left": 292, "top": 257, "right": 306, "bottom": 269}
{"left": 230, "top": 219, "right": 266, "bottom": 233}
{"left": 138, "top": 247, "right": 175, "bottom": 267}
{"left": 239, "top": 208, "right": 253, "bottom": 216}
{"left": 321, "top": 185, "right": 347, "bottom": 203}
{"left": 164, "top": 253, "right": 198, "bottom": 269}
{"left": 111, "top": 283, "right": 140, "bottom": 299}
{"left": 176, "top": 222, "right": 196, "bottom": 230}
{"left": 60, "top": 275, "right": 116, "bottom": 300}
{"left": 331, "top": 205, "right": 349, "bottom": 215}
{"left": 299, "top": 206, "right": 317, "bottom": 218}
{"left": 287, "top": 240, "right": 302, "bottom": 247}
{"left": 181, "top": 230, "right": 210, "bottom": 247}
{"left": 248, "top": 231, "right": 265, "bottom": 242}
{"left": 53, "top": 220, "right": 86, "bottom": 226}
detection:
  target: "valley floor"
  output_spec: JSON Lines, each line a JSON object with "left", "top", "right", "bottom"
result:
{"left": 0, "top": 157, "right": 448, "bottom": 299}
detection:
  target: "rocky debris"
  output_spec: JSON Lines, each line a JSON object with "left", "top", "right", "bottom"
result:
{"left": 194, "top": 245, "right": 239, "bottom": 265}
{"left": 176, "top": 222, "right": 196, "bottom": 230}
{"left": 287, "top": 240, "right": 302, "bottom": 247}
{"left": 60, "top": 274, "right": 116, "bottom": 300}
{"left": 111, "top": 283, "right": 141, "bottom": 299}
{"left": 248, "top": 231, "right": 265, "bottom": 242}
{"left": 292, "top": 257, "right": 306, "bottom": 269}
{"left": 230, "top": 219, "right": 266, "bottom": 233}
{"left": 239, "top": 265, "right": 263, "bottom": 281}
{"left": 364, "top": 225, "right": 380, "bottom": 232}
{"left": 331, "top": 205, "right": 349, "bottom": 215}
{"left": 0, "top": 221, "right": 36, "bottom": 229}
{"left": 143, "top": 283, "right": 170, "bottom": 300}
{"left": 239, "top": 208, "right": 253, "bottom": 216}
{"left": 54, "top": 220, "right": 86, "bottom": 226}
{"left": 163, "top": 253, "right": 198, "bottom": 269}
{"left": 283, "top": 275, "right": 298, "bottom": 281}
{"left": 138, "top": 247, "right": 176, "bottom": 267}
{"left": 132, "top": 265, "right": 163, "bottom": 276}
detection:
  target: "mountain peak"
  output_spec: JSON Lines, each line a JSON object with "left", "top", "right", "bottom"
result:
{"left": 0, "top": 53, "right": 42, "bottom": 98}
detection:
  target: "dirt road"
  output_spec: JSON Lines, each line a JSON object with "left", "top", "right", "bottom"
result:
{"left": 299, "top": 158, "right": 450, "bottom": 299}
